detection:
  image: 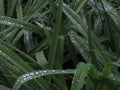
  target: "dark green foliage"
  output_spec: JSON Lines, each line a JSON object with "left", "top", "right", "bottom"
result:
{"left": 0, "top": 0, "right": 120, "bottom": 90}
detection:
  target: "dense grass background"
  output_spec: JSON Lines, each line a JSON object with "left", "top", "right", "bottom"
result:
{"left": 0, "top": 0, "right": 120, "bottom": 90}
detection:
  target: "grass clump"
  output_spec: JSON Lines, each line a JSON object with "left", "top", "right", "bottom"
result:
{"left": 0, "top": 0, "right": 120, "bottom": 90}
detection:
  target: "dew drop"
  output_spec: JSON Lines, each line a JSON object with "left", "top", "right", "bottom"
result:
{"left": 1, "top": 16, "right": 4, "bottom": 18}
{"left": 30, "top": 73, "right": 34, "bottom": 76}
{"left": 43, "top": 71, "right": 47, "bottom": 73}
{"left": 52, "top": 70, "right": 55, "bottom": 72}
{"left": 23, "top": 78, "right": 27, "bottom": 81}
{"left": 21, "top": 80, "right": 24, "bottom": 83}
{"left": 62, "top": 71, "right": 65, "bottom": 73}
{"left": 110, "top": 74, "right": 113, "bottom": 77}
{"left": 20, "top": 25, "right": 23, "bottom": 27}
{"left": 35, "top": 72, "right": 39, "bottom": 75}
{"left": 17, "top": 79, "right": 20, "bottom": 82}
{"left": 7, "top": 22, "right": 12, "bottom": 25}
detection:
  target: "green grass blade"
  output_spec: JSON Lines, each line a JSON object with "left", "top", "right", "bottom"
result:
{"left": 0, "top": 16, "right": 44, "bottom": 34}
{"left": 23, "top": 0, "right": 33, "bottom": 16}
{"left": 16, "top": 0, "right": 23, "bottom": 20}
{"left": 35, "top": 51, "right": 48, "bottom": 67}
{"left": 48, "top": 0, "right": 63, "bottom": 69}
{"left": 23, "top": 0, "right": 48, "bottom": 21}
{"left": 28, "top": 39, "right": 48, "bottom": 56}
{"left": 71, "top": 63, "right": 91, "bottom": 90}
{"left": 68, "top": 31, "right": 88, "bottom": 60}
{"left": 63, "top": 3, "right": 87, "bottom": 38}
{"left": 7, "top": 0, "right": 17, "bottom": 17}
{"left": 0, "top": 44, "right": 33, "bottom": 72}
{"left": 13, "top": 69, "right": 75, "bottom": 90}
{"left": 73, "top": 0, "right": 88, "bottom": 13}
{"left": 3, "top": 43, "right": 36, "bottom": 64}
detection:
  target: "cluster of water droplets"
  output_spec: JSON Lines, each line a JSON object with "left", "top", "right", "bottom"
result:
{"left": 0, "top": 16, "right": 24, "bottom": 28}
{"left": 109, "top": 73, "right": 120, "bottom": 82}
{"left": 105, "top": 4, "right": 113, "bottom": 11}
{"left": 103, "top": 1, "right": 120, "bottom": 26}
{"left": 13, "top": 69, "right": 75, "bottom": 90}
{"left": 63, "top": 3, "right": 89, "bottom": 38}
{"left": 13, "top": 70, "right": 50, "bottom": 90}
{"left": 68, "top": 31, "right": 88, "bottom": 60}
{"left": 63, "top": 3, "right": 85, "bottom": 31}
{"left": 93, "top": 17, "right": 103, "bottom": 34}
{"left": 0, "top": 16, "right": 12, "bottom": 25}
{"left": 24, "top": 31, "right": 29, "bottom": 41}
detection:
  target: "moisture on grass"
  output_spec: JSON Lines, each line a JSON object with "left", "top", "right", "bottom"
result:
{"left": 0, "top": 0, "right": 120, "bottom": 90}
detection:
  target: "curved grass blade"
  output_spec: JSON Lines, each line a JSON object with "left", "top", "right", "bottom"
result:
{"left": 0, "top": 44, "right": 52, "bottom": 90}
{"left": 13, "top": 69, "right": 75, "bottom": 90}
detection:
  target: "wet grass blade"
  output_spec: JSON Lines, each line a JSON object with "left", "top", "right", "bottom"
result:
{"left": 0, "top": 16, "right": 44, "bottom": 35}
{"left": 23, "top": 0, "right": 48, "bottom": 21}
{"left": 0, "top": 44, "right": 33, "bottom": 72}
{"left": 71, "top": 63, "right": 91, "bottom": 90}
{"left": 48, "top": 0, "right": 63, "bottom": 69}
{"left": 63, "top": 3, "right": 87, "bottom": 38}
{"left": 13, "top": 69, "right": 75, "bottom": 90}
